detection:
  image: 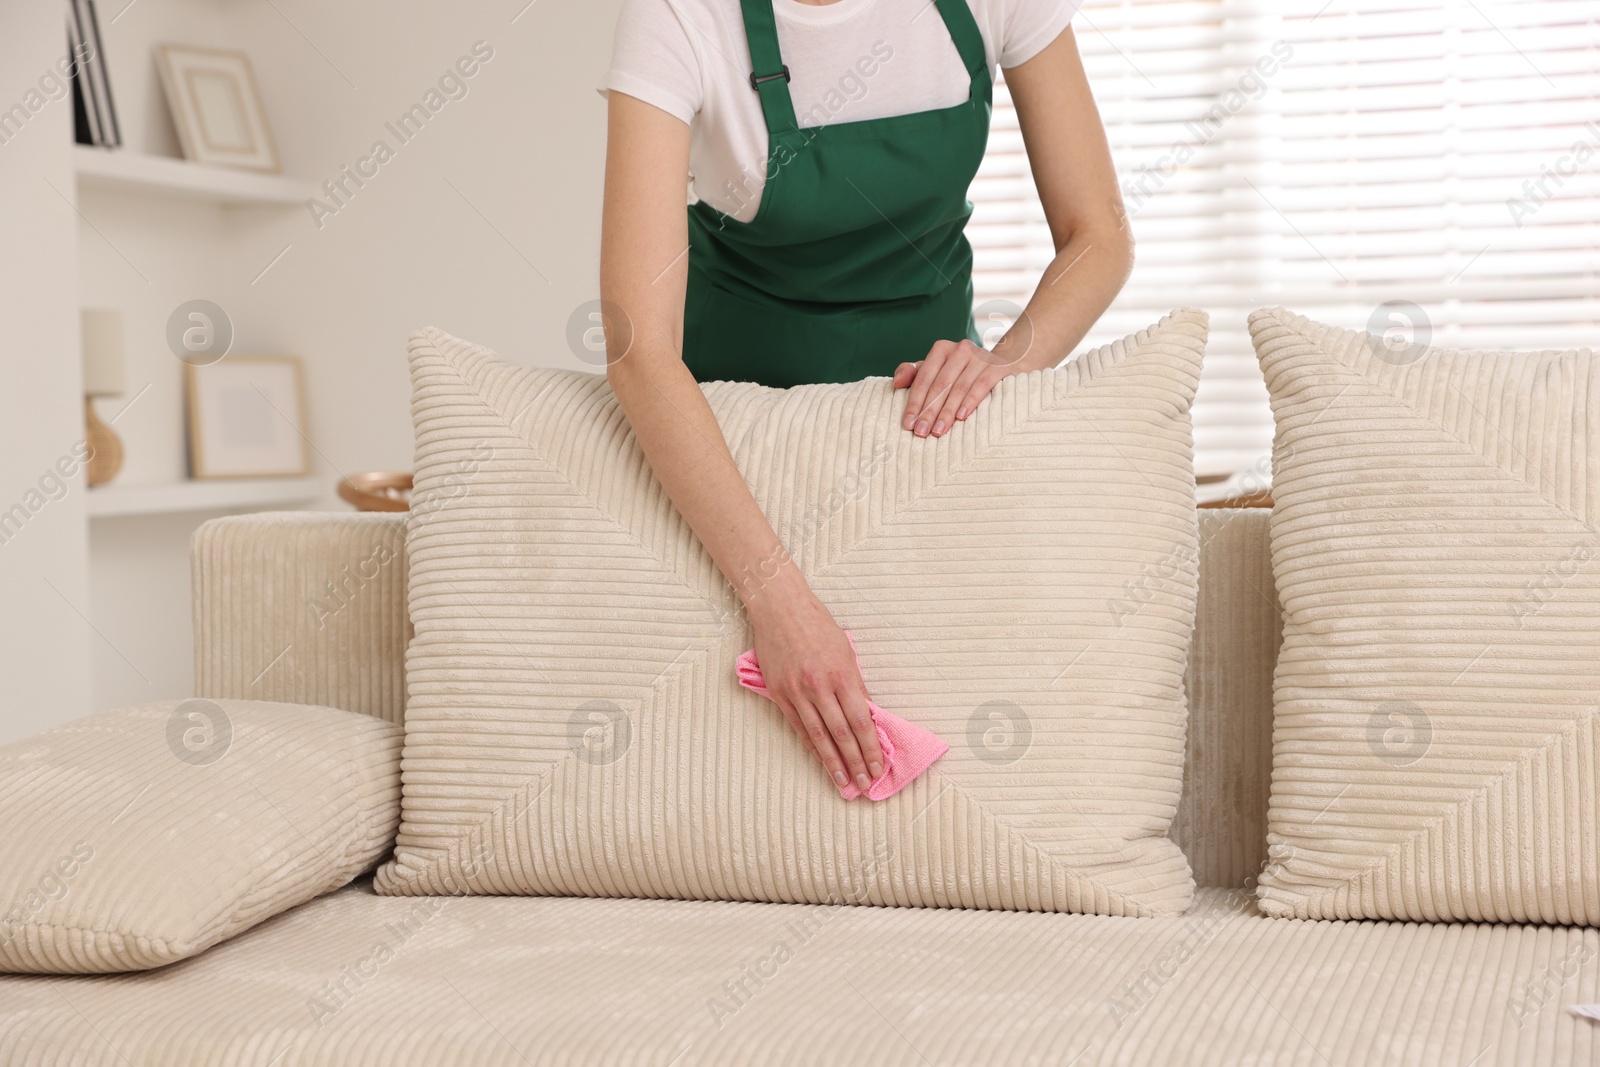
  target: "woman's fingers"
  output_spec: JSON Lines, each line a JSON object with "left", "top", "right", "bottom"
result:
{"left": 900, "top": 340, "right": 1020, "bottom": 438}
{"left": 814, "top": 690, "right": 874, "bottom": 792}
{"left": 901, "top": 342, "right": 952, "bottom": 431}
{"left": 838, "top": 682, "right": 884, "bottom": 781}
{"left": 781, "top": 687, "right": 883, "bottom": 794}
{"left": 911, "top": 349, "right": 970, "bottom": 437}
{"left": 930, "top": 358, "right": 994, "bottom": 436}
{"left": 788, "top": 696, "right": 853, "bottom": 791}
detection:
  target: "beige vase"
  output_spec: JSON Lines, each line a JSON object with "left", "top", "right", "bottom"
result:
{"left": 84, "top": 396, "right": 123, "bottom": 487}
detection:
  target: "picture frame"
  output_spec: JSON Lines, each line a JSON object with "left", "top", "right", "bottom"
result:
{"left": 184, "top": 356, "right": 309, "bottom": 479}
{"left": 155, "top": 44, "right": 279, "bottom": 172}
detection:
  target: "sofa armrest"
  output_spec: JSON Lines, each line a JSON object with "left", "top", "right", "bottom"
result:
{"left": 192, "top": 512, "right": 408, "bottom": 724}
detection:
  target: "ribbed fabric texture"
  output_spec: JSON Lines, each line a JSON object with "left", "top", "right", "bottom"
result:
{"left": 193, "top": 512, "right": 410, "bottom": 725}
{"left": 1169, "top": 508, "right": 1282, "bottom": 888}
{"left": 0, "top": 701, "right": 402, "bottom": 973}
{"left": 1251, "top": 306, "right": 1600, "bottom": 924}
{"left": 188, "top": 505, "right": 1284, "bottom": 892}
{"left": 1, "top": 881, "right": 1594, "bottom": 1065}
{"left": 376, "top": 313, "right": 1208, "bottom": 916}
{"left": 185, "top": 507, "right": 1282, "bottom": 891}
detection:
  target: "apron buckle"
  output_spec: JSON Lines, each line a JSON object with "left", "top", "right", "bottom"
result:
{"left": 748, "top": 65, "right": 791, "bottom": 91}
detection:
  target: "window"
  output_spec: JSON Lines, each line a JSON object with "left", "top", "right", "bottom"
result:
{"left": 969, "top": 0, "right": 1600, "bottom": 480}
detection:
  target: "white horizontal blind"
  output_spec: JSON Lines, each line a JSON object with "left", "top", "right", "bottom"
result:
{"left": 969, "top": 0, "right": 1600, "bottom": 479}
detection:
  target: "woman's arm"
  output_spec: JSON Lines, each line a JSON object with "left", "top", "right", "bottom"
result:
{"left": 896, "top": 25, "right": 1135, "bottom": 437}
{"left": 600, "top": 91, "right": 885, "bottom": 794}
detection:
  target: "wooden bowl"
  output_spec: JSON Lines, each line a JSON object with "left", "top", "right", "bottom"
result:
{"left": 337, "top": 471, "right": 414, "bottom": 512}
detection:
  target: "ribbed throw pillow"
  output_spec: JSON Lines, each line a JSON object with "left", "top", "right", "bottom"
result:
{"left": 1251, "top": 306, "right": 1600, "bottom": 924}
{"left": 376, "top": 312, "right": 1208, "bottom": 916}
{"left": 0, "top": 700, "right": 402, "bottom": 972}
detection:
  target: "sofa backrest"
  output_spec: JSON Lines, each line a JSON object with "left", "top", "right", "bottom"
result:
{"left": 1169, "top": 508, "right": 1281, "bottom": 890}
{"left": 191, "top": 507, "right": 1281, "bottom": 889}
{"left": 192, "top": 512, "right": 409, "bottom": 724}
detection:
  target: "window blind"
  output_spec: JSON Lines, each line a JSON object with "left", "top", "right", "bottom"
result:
{"left": 969, "top": 0, "right": 1599, "bottom": 480}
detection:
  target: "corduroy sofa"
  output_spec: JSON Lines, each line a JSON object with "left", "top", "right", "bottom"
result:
{"left": 1, "top": 506, "right": 1594, "bottom": 1065}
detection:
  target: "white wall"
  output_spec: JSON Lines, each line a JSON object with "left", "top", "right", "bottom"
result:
{"left": 229, "top": 0, "right": 621, "bottom": 474}
{"left": 0, "top": 2, "right": 92, "bottom": 742}
{"left": 5, "top": 0, "right": 625, "bottom": 727}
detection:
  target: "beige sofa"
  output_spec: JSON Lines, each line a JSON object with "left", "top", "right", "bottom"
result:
{"left": 1, "top": 507, "right": 1594, "bottom": 1066}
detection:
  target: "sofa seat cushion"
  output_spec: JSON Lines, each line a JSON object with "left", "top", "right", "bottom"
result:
{"left": 1, "top": 884, "right": 1594, "bottom": 1065}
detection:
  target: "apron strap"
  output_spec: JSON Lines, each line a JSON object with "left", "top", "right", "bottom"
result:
{"left": 932, "top": 0, "right": 991, "bottom": 86}
{"left": 736, "top": 0, "right": 990, "bottom": 137}
{"left": 738, "top": 0, "right": 800, "bottom": 135}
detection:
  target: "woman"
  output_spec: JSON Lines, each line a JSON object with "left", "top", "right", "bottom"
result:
{"left": 599, "top": 0, "right": 1131, "bottom": 796}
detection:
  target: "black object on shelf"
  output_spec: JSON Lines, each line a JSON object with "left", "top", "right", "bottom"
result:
{"left": 67, "top": 0, "right": 120, "bottom": 148}
{"left": 70, "top": 47, "right": 94, "bottom": 146}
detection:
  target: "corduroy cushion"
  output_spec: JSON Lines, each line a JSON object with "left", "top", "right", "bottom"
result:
{"left": 376, "top": 313, "right": 1208, "bottom": 916}
{"left": 3, "top": 883, "right": 1597, "bottom": 1064}
{"left": 1250, "top": 306, "right": 1600, "bottom": 924}
{"left": 0, "top": 700, "right": 403, "bottom": 973}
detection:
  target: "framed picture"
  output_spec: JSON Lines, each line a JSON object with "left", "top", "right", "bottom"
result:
{"left": 155, "top": 44, "right": 279, "bottom": 172}
{"left": 185, "top": 357, "right": 309, "bottom": 479}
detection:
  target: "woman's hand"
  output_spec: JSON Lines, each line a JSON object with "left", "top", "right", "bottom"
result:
{"left": 748, "top": 581, "right": 884, "bottom": 794}
{"left": 893, "top": 334, "right": 1031, "bottom": 439}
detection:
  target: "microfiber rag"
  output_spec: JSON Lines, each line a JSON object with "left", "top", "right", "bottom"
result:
{"left": 735, "top": 632, "right": 948, "bottom": 801}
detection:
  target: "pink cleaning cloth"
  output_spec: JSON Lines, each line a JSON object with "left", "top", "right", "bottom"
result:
{"left": 735, "top": 632, "right": 948, "bottom": 801}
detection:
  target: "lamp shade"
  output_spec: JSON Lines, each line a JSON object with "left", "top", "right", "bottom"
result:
{"left": 81, "top": 308, "right": 125, "bottom": 397}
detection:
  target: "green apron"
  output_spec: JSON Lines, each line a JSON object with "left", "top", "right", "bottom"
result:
{"left": 682, "top": 0, "right": 992, "bottom": 388}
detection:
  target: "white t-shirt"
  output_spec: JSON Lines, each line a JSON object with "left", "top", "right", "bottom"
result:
{"left": 599, "top": 0, "right": 1078, "bottom": 221}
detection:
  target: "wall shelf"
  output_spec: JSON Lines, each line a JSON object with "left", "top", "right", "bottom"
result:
{"left": 87, "top": 476, "right": 323, "bottom": 518}
{"left": 72, "top": 146, "right": 315, "bottom": 207}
